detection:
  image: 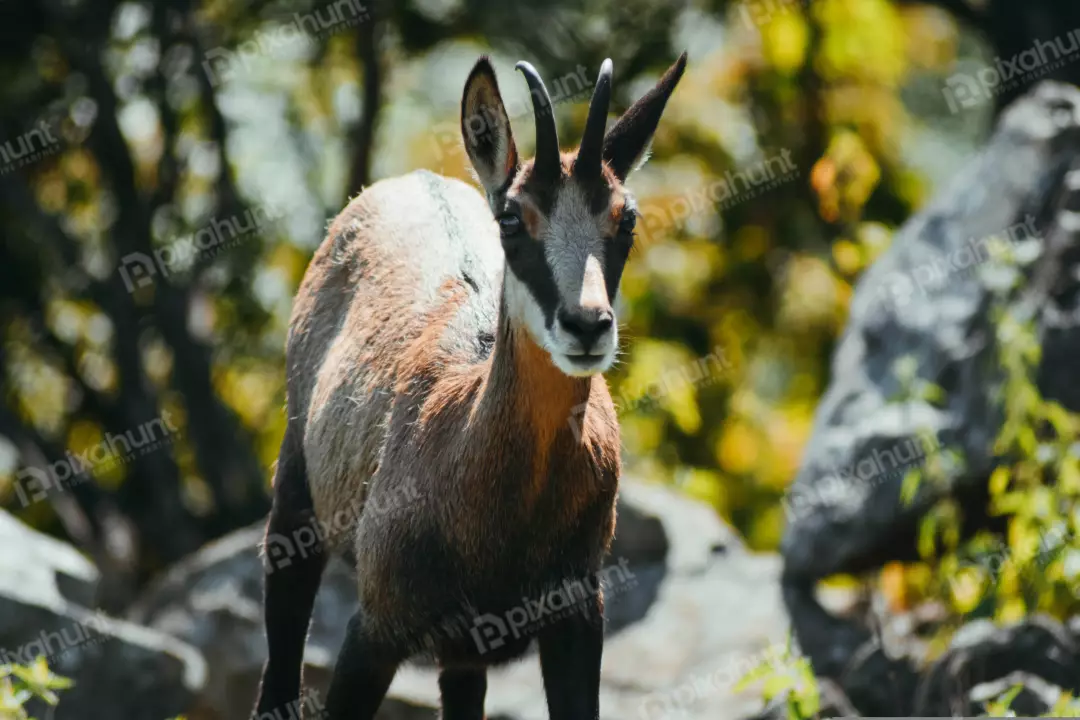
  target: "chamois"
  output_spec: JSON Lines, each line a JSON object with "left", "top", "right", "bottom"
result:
{"left": 252, "top": 52, "right": 687, "bottom": 720}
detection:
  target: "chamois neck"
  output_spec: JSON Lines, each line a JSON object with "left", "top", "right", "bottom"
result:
{"left": 478, "top": 301, "right": 593, "bottom": 439}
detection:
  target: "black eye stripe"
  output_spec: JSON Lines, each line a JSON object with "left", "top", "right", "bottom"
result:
{"left": 497, "top": 214, "right": 522, "bottom": 237}
{"left": 505, "top": 237, "right": 559, "bottom": 327}
{"left": 603, "top": 243, "right": 628, "bottom": 303}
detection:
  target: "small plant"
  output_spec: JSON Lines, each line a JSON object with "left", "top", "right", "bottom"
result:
{"left": 736, "top": 637, "right": 820, "bottom": 720}
{"left": 0, "top": 657, "right": 72, "bottom": 719}
{"left": 984, "top": 684, "right": 1080, "bottom": 717}
{"left": 1043, "top": 692, "right": 1080, "bottom": 717}
{"left": 904, "top": 302, "right": 1080, "bottom": 648}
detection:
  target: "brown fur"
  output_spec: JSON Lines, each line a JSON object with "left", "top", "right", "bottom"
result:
{"left": 287, "top": 170, "right": 620, "bottom": 651}
{"left": 254, "top": 53, "right": 687, "bottom": 720}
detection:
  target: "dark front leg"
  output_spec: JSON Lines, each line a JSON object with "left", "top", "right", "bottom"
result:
{"left": 325, "top": 608, "right": 401, "bottom": 720}
{"left": 253, "top": 426, "right": 327, "bottom": 719}
{"left": 439, "top": 666, "right": 487, "bottom": 720}
{"left": 538, "top": 594, "right": 604, "bottom": 720}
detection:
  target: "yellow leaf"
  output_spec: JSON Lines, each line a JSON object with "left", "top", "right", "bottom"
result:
{"left": 762, "top": 12, "right": 809, "bottom": 74}
{"left": 716, "top": 419, "right": 760, "bottom": 474}
{"left": 989, "top": 466, "right": 1011, "bottom": 496}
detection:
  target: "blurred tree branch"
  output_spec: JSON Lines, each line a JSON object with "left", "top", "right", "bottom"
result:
{"left": 347, "top": 0, "right": 383, "bottom": 196}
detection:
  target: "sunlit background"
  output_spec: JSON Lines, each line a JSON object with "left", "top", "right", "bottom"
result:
{"left": 0, "top": 0, "right": 1033, "bottom": 599}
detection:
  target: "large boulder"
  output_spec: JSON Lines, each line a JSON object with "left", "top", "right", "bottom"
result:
{"left": 0, "top": 508, "right": 100, "bottom": 607}
{"left": 779, "top": 80, "right": 1080, "bottom": 713}
{"left": 783, "top": 81, "right": 1080, "bottom": 585}
{"left": 128, "top": 480, "right": 789, "bottom": 720}
{"left": 0, "top": 510, "right": 205, "bottom": 720}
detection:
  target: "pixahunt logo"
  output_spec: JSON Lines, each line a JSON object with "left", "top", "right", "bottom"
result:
{"left": 614, "top": 345, "right": 731, "bottom": 415}
{"left": 950, "top": 523, "right": 1074, "bottom": 601}
{"left": 739, "top": 0, "right": 804, "bottom": 30}
{"left": 783, "top": 433, "right": 940, "bottom": 523}
{"left": 711, "top": 149, "right": 798, "bottom": 208}
{"left": 876, "top": 215, "right": 1040, "bottom": 309}
{"left": 567, "top": 344, "right": 732, "bottom": 443}
{"left": 262, "top": 478, "right": 422, "bottom": 572}
{"left": 13, "top": 412, "right": 180, "bottom": 508}
{"left": 203, "top": 0, "right": 370, "bottom": 86}
{"left": 0, "top": 119, "right": 61, "bottom": 174}
{"left": 639, "top": 642, "right": 794, "bottom": 720}
{"left": 432, "top": 64, "right": 592, "bottom": 171}
{"left": 636, "top": 150, "right": 798, "bottom": 245}
{"left": 253, "top": 689, "right": 327, "bottom": 720}
{"left": 119, "top": 204, "right": 283, "bottom": 292}
{"left": 0, "top": 613, "right": 109, "bottom": 666}
{"left": 461, "top": 559, "right": 637, "bottom": 654}
{"left": 943, "top": 29, "right": 1080, "bottom": 112}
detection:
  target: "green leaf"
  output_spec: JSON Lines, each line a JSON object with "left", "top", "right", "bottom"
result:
{"left": 900, "top": 467, "right": 922, "bottom": 506}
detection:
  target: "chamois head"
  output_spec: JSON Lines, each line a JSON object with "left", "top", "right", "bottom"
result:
{"left": 460, "top": 53, "right": 687, "bottom": 377}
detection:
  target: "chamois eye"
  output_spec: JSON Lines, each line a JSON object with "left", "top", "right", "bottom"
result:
{"left": 497, "top": 214, "right": 522, "bottom": 238}
{"left": 619, "top": 212, "right": 637, "bottom": 235}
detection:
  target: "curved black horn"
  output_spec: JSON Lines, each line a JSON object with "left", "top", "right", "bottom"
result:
{"left": 574, "top": 58, "right": 613, "bottom": 181}
{"left": 515, "top": 61, "right": 560, "bottom": 183}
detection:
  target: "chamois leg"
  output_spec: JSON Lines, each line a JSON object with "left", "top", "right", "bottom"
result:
{"left": 252, "top": 426, "right": 327, "bottom": 718}
{"left": 325, "top": 608, "right": 401, "bottom": 719}
{"left": 538, "top": 595, "right": 604, "bottom": 720}
{"left": 439, "top": 666, "right": 487, "bottom": 720}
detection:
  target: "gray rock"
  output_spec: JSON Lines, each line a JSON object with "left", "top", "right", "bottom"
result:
{"left": 782, "top": 81, "right": 1080, "bottom": 582}
{"left": 747, "top": 615, "right": 1080, "bottom": 719}
{"left": 0, "top": 507, "right": 100, "bottom": 608}
{"left": 0, "top": 510, "right": 206, "bottom": 720}
{"left": 914, "top": 615, "right": 1080, "bottom": 716}
{"left": 126, "top": 520, "right": 359, "bottom": 719}
{"left": 129, "top": 480, "right": 787, "bottom": 720}
{"left": 776, "top": 81, "right": 1080, "bottom": 717}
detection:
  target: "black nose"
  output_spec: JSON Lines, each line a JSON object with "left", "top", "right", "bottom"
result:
{"left": 557, "top": 307, "right": 614, "bottom": 351}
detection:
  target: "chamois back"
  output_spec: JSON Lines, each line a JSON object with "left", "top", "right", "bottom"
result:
{"left": 287, "top": 169, "right": 504, "bottom": 541}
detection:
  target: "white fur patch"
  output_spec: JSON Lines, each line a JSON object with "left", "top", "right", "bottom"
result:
{"left": 545, "top": 185, "right": 602, "bottom": 303}
{"left": 503, "top": 270, "right": 550, "bottom": 351}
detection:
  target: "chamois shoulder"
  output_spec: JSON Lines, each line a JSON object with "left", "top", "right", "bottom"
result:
{"left": 286, "top": 169, "right": 504, "bottom": 432}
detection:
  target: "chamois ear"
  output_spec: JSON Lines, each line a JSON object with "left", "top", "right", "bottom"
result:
{"left": 461, "top": 56, "right": 519, "bottom": 199}
{"left": 602, "top": 52, "right": 687, "bottom": 181}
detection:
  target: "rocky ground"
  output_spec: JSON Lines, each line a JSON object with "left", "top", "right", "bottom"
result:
{"left": 2, "top": 480, "right": 789, "bottom": 719}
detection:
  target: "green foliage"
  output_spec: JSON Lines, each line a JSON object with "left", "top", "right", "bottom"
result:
{"left": 900, "top": 299, "right": 1080, "bottom": 650}
{"left": 0, "top": 658, "right": 72, "bottom": 720}
{"left": 983, "top": 683, "right": 1024, "bottom": 717}
{"left": 983, "top": 684, "right": 1080, "bottom": 717}
{"left": 736, "top": 639, "right": 820, "bottom": 720}
{"left": 1043, "top": 693, "right": 1080, "bottom": 717}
